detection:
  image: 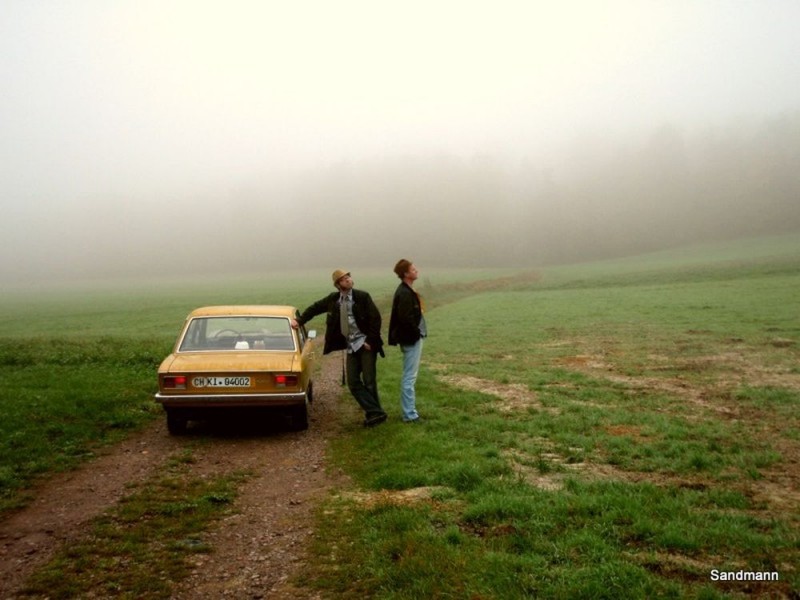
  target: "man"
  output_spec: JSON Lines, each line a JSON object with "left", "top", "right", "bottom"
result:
{"left": 388, "top": 259, "right": 426, "bottom": 423}
{"left": 292, "top": 269, "right": 388, "bottom": 427}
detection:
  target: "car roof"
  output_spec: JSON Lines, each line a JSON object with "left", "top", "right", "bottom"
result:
{"left": 187, "top": 305, "right": 298, "bottom": 318}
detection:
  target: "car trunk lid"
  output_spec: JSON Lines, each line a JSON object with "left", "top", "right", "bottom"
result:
{"left": 164, "top": 352, "right": 297, "bottom": 373}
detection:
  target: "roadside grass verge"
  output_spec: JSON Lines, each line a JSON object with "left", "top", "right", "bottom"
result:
{"left": 19, "top": 450, "right": 246, "bottom": 599}
{"left": 303, "top": 240, "right": 800, "bottom": 598}
{"left": 0, "top": 337, "right": 167, "bottom": 513}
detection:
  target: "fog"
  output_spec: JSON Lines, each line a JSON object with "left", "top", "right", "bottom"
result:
{"left": 2, "top": 1, "right": 799, "bottom": 283}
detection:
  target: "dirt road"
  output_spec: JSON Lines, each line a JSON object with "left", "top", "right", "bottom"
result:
{"left": 0, "top": 354, "right": 349, "bottom": 599}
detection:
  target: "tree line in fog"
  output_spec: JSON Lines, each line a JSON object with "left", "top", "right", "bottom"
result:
{"left": 7, "top": 113, "right": 799, "bottom": 282}
{"left": 232, "top": 112, "right": 800, "bottom": 270}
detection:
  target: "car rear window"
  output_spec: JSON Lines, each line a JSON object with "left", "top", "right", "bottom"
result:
{"left": 179, "top": 316, "right": 296, "bottom": 352}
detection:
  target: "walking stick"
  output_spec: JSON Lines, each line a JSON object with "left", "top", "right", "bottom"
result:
{"left": 341, "top": 350, "right": 346, "bottom": 386}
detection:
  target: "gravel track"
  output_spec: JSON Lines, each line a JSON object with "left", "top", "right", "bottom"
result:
{"left": 0, "top": 353, "right": 349, "bottom": 599}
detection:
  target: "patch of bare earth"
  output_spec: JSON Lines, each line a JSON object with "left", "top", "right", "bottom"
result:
{"left": 434, "top": 363, "right": 799, "bottom": 595}
{"left": 554, "top": 351, "right": 800, "bottom": 509}
{"left": 433, "top": 371, "right": 559, "bottom": 415}
{"left": 340, "top": 486, "right": 451, "bottom": 509}
{"left": 0, "top": 354, "right": 350, "bottom": 599}
{"left": 434, "top": 355, "right": 800, "bottom": 512}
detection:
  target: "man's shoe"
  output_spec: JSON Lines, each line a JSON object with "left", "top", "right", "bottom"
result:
{"left": 364, "top": 414, "right": 388, "bottom": 428}
{"left": 404, "top": 417, "right": 423, "bottom": 424}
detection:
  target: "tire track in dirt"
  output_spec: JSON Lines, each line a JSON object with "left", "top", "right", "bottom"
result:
{"left": 0, "top": 423, "right": 183, "bottom": 597}
{"left": 170, "top": 354, "right": 350, "bottom": 599}
{"left": 0, "top": 353, "right": 349, "bottom": 599}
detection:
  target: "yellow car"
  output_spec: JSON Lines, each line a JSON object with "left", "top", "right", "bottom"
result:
{"left": 155, "top": 306, "right": 318, "bottom": 434}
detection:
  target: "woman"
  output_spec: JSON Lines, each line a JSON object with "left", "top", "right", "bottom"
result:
{"left": 388, "top": 259, "right": 427, "bottom": 423}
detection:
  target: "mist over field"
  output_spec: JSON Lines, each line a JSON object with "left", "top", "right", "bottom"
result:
{"left": 2, "top": 2, "right": 799, "bottom": 283}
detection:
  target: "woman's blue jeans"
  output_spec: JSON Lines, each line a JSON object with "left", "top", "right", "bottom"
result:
{"left": 400, "top": 338, "right": 423, "bottom": 421}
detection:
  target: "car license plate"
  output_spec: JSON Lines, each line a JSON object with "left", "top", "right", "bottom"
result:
{"left": 192, "top": 376, "right": 251, "bottom": 388}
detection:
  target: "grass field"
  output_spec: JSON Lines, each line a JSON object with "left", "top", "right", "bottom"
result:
{"left": 1, "top": 232, "right": 798, "bottom": 597}
{"left": 308, "top": 234, "right": 800, "bottom": 598}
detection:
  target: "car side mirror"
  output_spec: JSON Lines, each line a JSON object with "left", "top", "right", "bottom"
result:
{"left": 307, "top": 330, "right": 317, "bottom": 339}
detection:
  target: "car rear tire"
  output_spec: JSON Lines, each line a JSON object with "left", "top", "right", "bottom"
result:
{"left": 166, "top": 409, "right": 188, "bottom": 435}
{"left": 291, "top": 404, "right": 308, "bottom": 431}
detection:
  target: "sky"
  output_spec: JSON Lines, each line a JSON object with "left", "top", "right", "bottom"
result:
{"left": 2, "top": 1, "right": 799, "bottom": 282}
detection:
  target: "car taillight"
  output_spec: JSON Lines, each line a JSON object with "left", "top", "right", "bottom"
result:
{"left": 164, "top": 375, "right": 187, "bottom": 389}
{"left": 275, "top": 374, "right": 298, "bottom": 387}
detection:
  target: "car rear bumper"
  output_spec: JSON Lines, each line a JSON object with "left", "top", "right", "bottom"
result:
{"left": 155, "top": 391, "right": 307, "bottom": 408}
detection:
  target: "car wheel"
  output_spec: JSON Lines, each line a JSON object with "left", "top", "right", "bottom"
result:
{"left": 166, "top": 409, "right": 188, "bottom": 435}
{"left": 291, "top": 403, "right": 309, "bottom": 431}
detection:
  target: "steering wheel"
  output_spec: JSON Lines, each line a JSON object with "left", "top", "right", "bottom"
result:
{"left": 214, "top": 328, "right": 240, "bottom": 338}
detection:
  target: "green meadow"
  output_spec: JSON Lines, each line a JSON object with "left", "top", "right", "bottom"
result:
{"left": 1, "top": 233, "right": 798, "bottom": 598}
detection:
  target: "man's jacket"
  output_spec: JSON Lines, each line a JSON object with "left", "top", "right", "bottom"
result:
{"left": 296, "top": 289, "right": 385, "bottom": 356}
{"left": 388, "top": 282, "right": 422, "bottom": 346}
